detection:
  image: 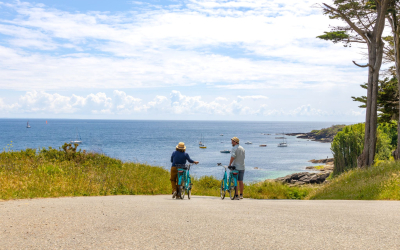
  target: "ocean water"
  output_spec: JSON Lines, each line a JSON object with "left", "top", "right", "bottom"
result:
{"left": 1, "top": 119, "right": 340, "bottom": 182}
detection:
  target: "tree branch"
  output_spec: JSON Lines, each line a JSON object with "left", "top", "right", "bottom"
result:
{"left": 322, "top": 3, "right": 368, "bottom": 43}
{"left": 352, "top": 60, "right": 374, "bottom": 71}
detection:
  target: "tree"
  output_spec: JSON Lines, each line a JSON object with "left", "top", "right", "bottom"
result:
{"left": 385, "top": 1, "right": 400, "bottom": 158}
{"left": 351, "top": 77, "right": 399, "bottom": 123}
{"left": 317, "top": 0, "right": 391, "bottom": 167}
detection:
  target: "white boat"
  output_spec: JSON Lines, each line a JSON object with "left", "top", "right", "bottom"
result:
{"left": 71, "top": 129, "right": 82, "bottom": 144}
{"left": 278, "top": 142, "right": 287, "bottom": 147}
{"left": 245, "top": 141, "right": 252, "bottom": 144}
{"left": 26, "top": 121, "right": 31, "bottom": 128}
{"left": 199, "top": 134, "right": 206, "bottom": 148}
{"left": 220, "top": 134, "right": 224, "bottom": 136}
{"left": 278, "top": 134, "right": 288, "bottom": 147}
{"left": 220, "top": 150, "right": 231, "bottom": 153}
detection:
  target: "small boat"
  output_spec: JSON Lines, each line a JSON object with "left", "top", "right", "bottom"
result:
{"left": 278, "top": 142, "right": 287, "bottom": 147}
{"left": 259, "top": 144, "right": 267, "bottom": 147}
{"left": 26, "top": 121, "right": 31, "bottom": 128}
{"left": 71, "top": 129, "right": 82, "bottom": 144}
{"left": 220, "top": 134, "right": 224, "bottom": 136}
{"left": 278, "top": 133, "right": 288, "bottom": 147}
{"left": 199, "top": 134, "right": 206, "bottom": 148}
{"left": 245, "top": 141, "right": 252, "bottom": 144}
{"left": 220, "top": 150, "right": 231, "bottom": 153}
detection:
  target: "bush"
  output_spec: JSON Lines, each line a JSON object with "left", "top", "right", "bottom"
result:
{"left": 331, "top": 122, "right": 397, "bottom": 176}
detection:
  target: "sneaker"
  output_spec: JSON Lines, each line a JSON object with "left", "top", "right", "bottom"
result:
{"left": 235, "top": 195, "right": 240, "bottom": 200}
{"left": 172, "top": 191, "right": 177, "bottom": 199}
{"left": 240, "top": 194, "right": 243, "bottom": 199}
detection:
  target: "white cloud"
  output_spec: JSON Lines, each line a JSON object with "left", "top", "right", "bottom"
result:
{"left": 0, "top": 90, "right": 366, "bottom": 121}
{"left": 238, "top": 95, "right": 268, "bottom": 101}
{"left": 0, "top": 0, "right": 367, "bottom": 92}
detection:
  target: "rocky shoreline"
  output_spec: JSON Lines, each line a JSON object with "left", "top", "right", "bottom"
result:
{"left": 285, "top": 124, "right": 345, "bottom": 143}
{"left": 285, "top": 132, "right": 333, "bottom": 142}
{"left": 274, "top": 158, "right": 334, "bottom": 186}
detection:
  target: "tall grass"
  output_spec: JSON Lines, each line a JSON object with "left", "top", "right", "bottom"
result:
{"left": 0, "top": 145, "right": 170, "bottom": 200}
{"left": 0, "top": 145, "right": 315, "bottom": 200}
{"left": 192, "top": 176, "right": 315, "bottom": 199}
{"left": 307, "top": 160, "right": 400, "bottom": 200}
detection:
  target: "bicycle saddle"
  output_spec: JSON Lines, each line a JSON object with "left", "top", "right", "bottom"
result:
{"left": 228, "top": 166, "right": 236, "bottom": 170}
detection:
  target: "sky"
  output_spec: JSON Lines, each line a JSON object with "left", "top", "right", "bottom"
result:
{"left": 0, "top": 0, "right": 374, "bottom": 122}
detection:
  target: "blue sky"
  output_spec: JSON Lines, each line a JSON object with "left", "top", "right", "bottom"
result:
{"left": 0, "top": 0, "right": 370, "bottom": 121}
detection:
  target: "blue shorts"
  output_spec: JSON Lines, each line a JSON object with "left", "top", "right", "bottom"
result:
{"left": 238, "top": 170, "right": 245, "bottom": 181}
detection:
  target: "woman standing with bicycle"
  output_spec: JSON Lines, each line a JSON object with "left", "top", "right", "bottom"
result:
{"left": 170, "top": 142, "right": 199, "bottom": 198}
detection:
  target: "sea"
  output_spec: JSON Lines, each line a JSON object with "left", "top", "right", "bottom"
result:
{"left": 0, "top": 119, "right": 345, "bottom": 183}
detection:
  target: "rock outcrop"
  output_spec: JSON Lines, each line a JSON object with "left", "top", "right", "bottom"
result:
{"left": 308, "top": 158, "right": 333, "bottom": 164}
{"left": 275, "top": 171, "right": 331, "bottom": 186}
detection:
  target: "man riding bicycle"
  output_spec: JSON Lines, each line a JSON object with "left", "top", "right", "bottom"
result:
{"left": 170, "top": 142, "right": 199, "bottom": 198}
{"left": 229, "top": 137, "right": 245, "bottom": 200}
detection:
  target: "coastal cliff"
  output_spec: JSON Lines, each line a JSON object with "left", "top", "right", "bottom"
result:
{"left": 286, "top": 124, "right": 345, "bottom": 143}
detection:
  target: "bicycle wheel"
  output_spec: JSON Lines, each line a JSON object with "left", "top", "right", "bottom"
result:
{"left": 229, "top": 177, "right": 237, "bottom": 200}
{"left": 188, "top": 189, "right": 191, "bottom": 200}
{"left": 220, "top": 180, "right": 226, "bottom": 199}
{"left": 179, "top": 185, "right": 185, "bottom": 199}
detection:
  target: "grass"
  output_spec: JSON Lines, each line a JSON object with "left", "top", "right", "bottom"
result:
{"left": 0, "top": 145, "right": 315, "bottom": 200}
{"left": 307, "top": 160, "right": 400, "bottom": 200}
{"left": 192, "top": 176, "right": 316, "bottom": 199}
{"left": 3, "top": 144, "right": 400, "bottom": 201}
{"left": 0, "top": 145, "right": 170, "bottom": 200}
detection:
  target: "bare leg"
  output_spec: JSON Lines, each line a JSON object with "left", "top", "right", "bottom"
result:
{"left": 239, "top": 181, "right": 244, "bottom": 195}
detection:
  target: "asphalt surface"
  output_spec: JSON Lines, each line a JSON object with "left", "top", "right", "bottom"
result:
{"left": 0, "top": 195, "right": 399, "bottom": 249}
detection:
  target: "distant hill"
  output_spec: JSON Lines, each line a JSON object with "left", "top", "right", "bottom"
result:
{"left": 286, "top": 124, "right": 346, "bottom": 143}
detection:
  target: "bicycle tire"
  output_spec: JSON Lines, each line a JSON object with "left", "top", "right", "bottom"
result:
{"left": 229, "top": 177, "right": 237, "bottom": 200}
{"left": 220, "top": 180, "right": 226, "bottom": 199}
{"left": 188, "top": 189, "right": 191, "bottom": 199}
{"left": 179, "top": 185, "right": 185, "bottom": 199}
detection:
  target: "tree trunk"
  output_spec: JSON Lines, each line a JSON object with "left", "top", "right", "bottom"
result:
{"left": 357, "top": 2, "right": 388, "bottom": 168}
{"left": 388, "top": 11, "right": 400, "bottom": 160}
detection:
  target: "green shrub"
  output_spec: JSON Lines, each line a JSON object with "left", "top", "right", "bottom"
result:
{"left": 331, "top": 122, "right": 397, "bottom": 176}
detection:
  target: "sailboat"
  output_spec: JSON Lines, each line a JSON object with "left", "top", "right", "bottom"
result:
{"left": 26, "top": 121, "right": 31, "bottom": 128}
{"left": 277, "top": 133, "right": 287, "bottom": 147}
{"left": 71, "top": 129, "right": 82, "bottom": 144}
{"left": 199, "top": 134, "right": 206, "bottom": 148}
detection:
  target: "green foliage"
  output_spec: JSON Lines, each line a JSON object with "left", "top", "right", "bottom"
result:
{"left": 0, "top": 145, "right": 315, "bottom": 200}
{"left": 0, "top": 146, "right": 170, "bottom": 200}
{"left": 351, "top": 77, "right": 399, "bottom": 123}
{"left": 192, "top": 176, "right": 315, "bottom": 200}
{"left": 331, "top": 123, "right": 365, "bottom": 176}
{"left": 310, "top": 125, "right": 345, "bottom": 140}
{"left": 317, "top": 31, "right": 349, "bottom": 43}
{"left": 308, "top": 160, "right": 400, "bottom": 200}
{"left": 331, "top": 122, "right": 398, "bottom": 176}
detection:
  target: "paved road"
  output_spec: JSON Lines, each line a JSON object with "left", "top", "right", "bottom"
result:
{"left": 0, "top": 195, "right": 399, "bottom": 249}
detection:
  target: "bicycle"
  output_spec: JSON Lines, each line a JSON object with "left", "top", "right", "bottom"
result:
{"left": 176, "top": 164, "right": 194, "bottom": 200}
{"left": 218, "top": 163, "right": 239, "bottom": 200}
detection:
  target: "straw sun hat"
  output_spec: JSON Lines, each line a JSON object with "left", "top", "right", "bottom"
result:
{"left": 176, "top": 142, "right": 186, "bottom": 150}
{"left": 231, "top": 137, "right": 239, "bottom": 143}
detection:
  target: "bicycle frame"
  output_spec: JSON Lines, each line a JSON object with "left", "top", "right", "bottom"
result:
{"left": 177, "top": 164, "right": 191, "bottom": 189}
{"left": 176, "top": 164, "right": 193, "bottom": 199}
{"left": 220, "top": 165, "right": 239, "bottom": 199}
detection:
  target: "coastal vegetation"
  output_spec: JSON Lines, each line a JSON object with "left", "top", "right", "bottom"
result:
{"left": 0, "top": 144, "right": 314, "bottom": 200}
{"left": 309, "top": 124, "right": 345, "bottom": 142}
{"left": 1, "top": 142, "right": 400, "bottom": 200}
{"left": 308, "top": 160, "right": 400, "bottom": 200}
{"left": 286, "top": 124, "right": 345, "bottom": 142}
{"left": 331, "top": 122, "right": 397, "bottom": 176}
{"left": 317, "top": 1, "right": 400, "bottom": 167}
